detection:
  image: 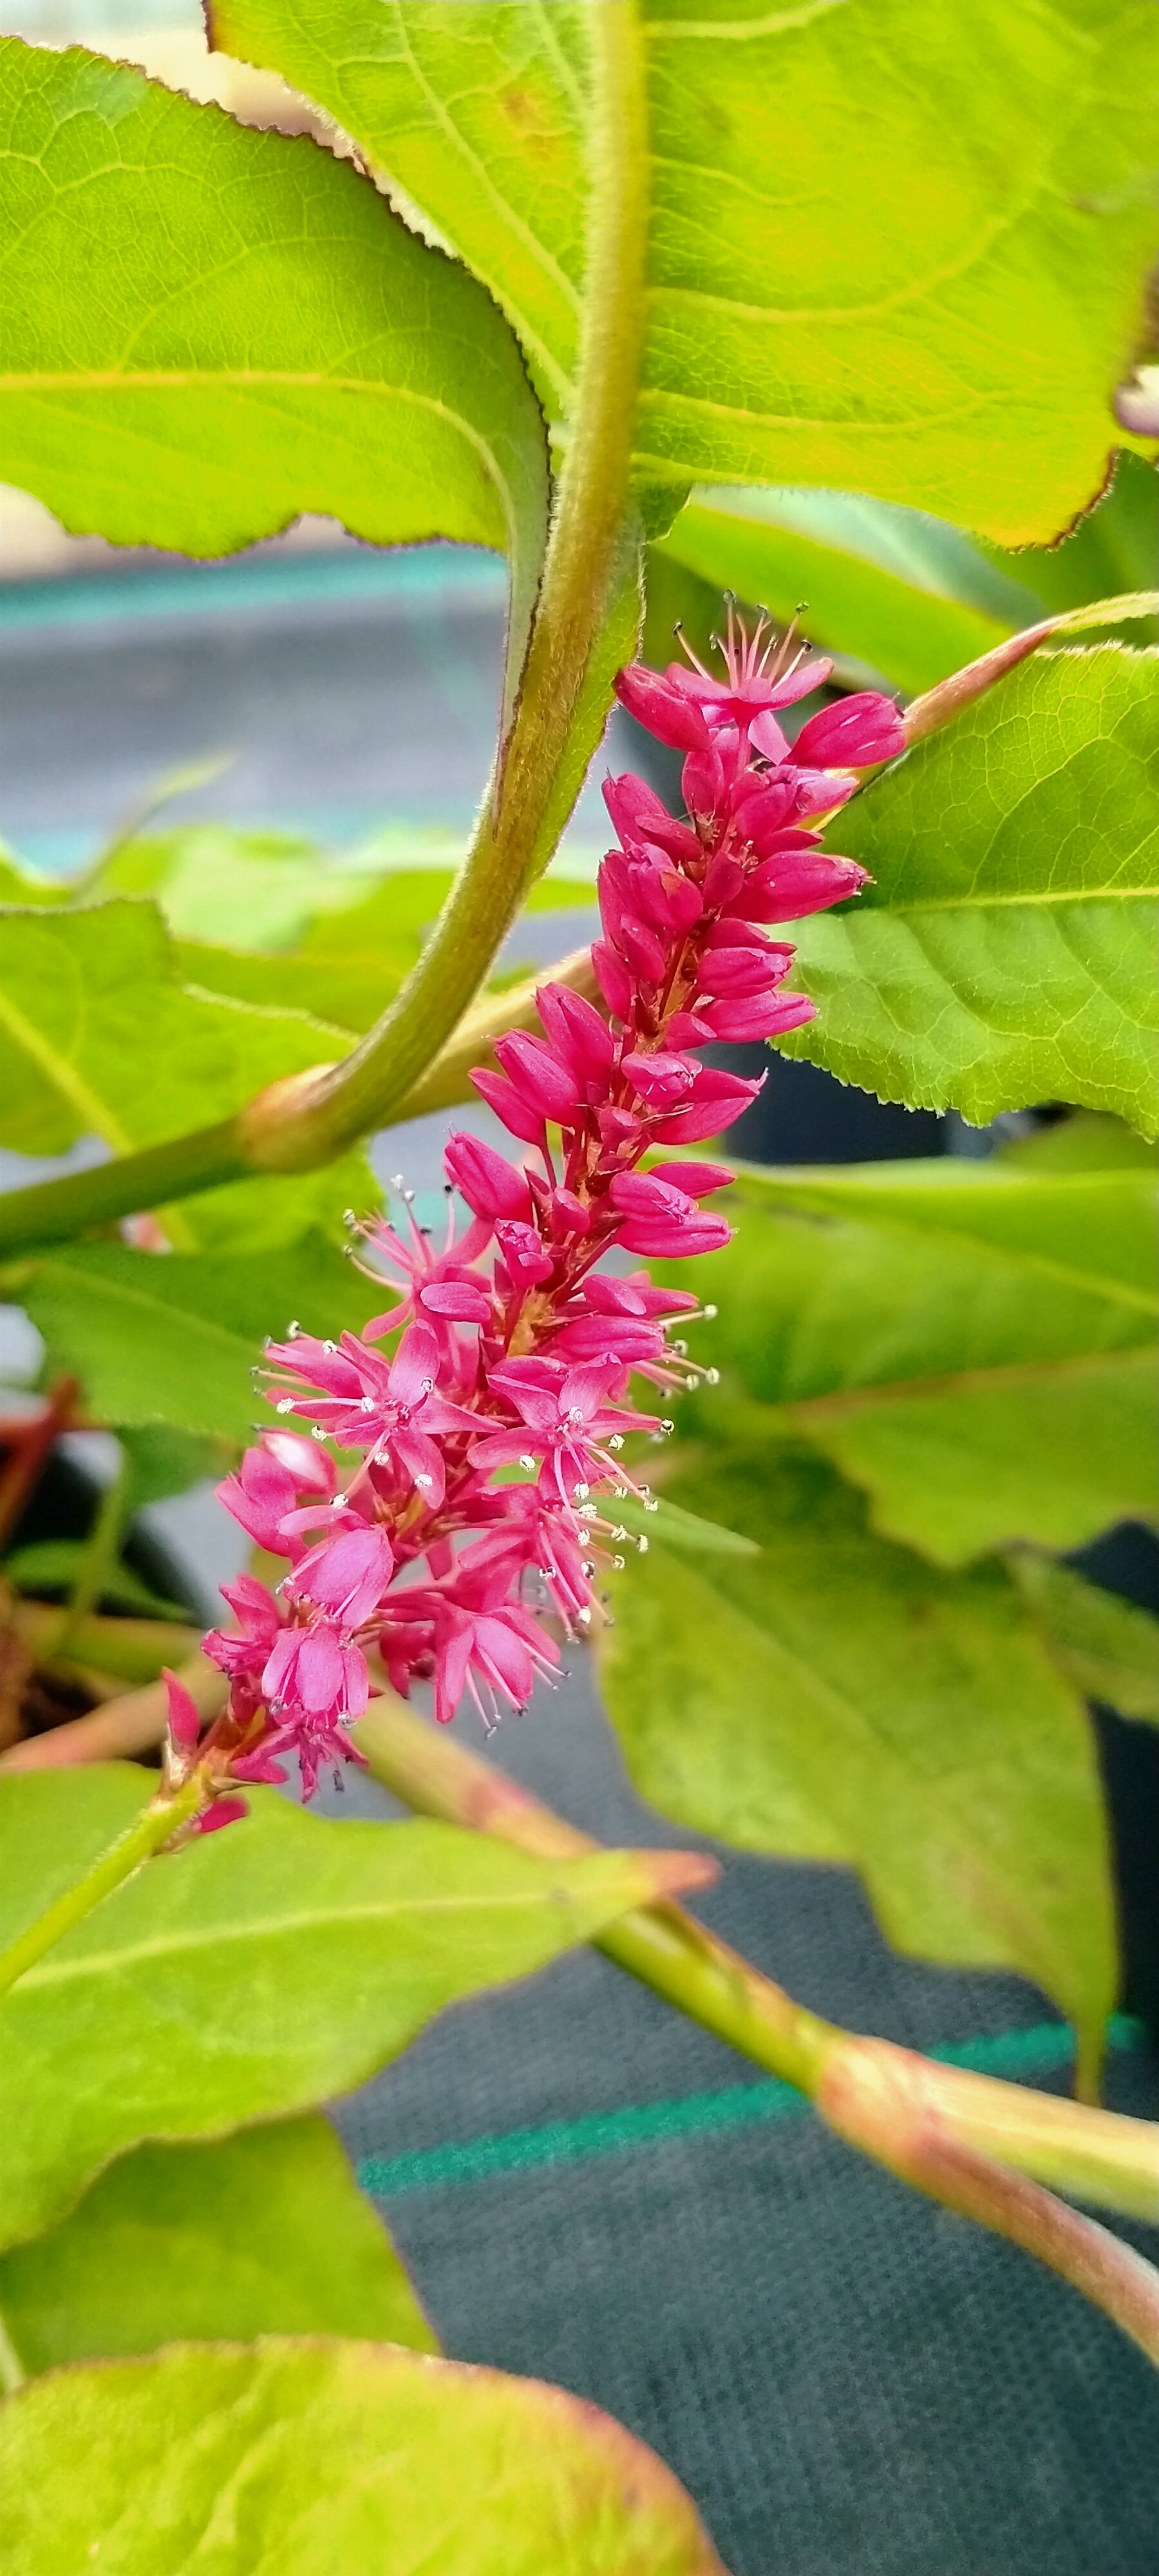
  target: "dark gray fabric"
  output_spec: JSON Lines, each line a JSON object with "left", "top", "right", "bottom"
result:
{"left": 325, "top": 1667, "right": 1159, "bottom": 2576}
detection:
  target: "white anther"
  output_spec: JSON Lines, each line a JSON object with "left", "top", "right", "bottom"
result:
{"left": 276, "top": 1397, "right": 295, "bottom": 1415}
{"left": 645, "top": 1497, "right": 659, "bottom": 1513}
{"left": 414, "top": 1473, "right": 433, "bottom": 1488}
{"left": 637, "top": 1535, "right": 649, "bottom": 1555}
{"left": 703, "top": 1367, "right": 720, "bottom": 1386}
{"left": 360, "top": 1396, "right": 377, "bottom": 1414}
{"left": 322, "top": 1340, "right": 337, "bottom": 1356}
{"left": 575, "top": 1482, "right": 590, "bottom": 1500}
{"left": 520, "top": 1454, "right": 538, "bottom": 1472}
{"left": 287, "top": 1320, "right": 302, "bottom": 1340}
{"left": 612, "top": 1555, "right": 626, "bottom": 1570}
{"left": 311, "top": 1425, "right": 327, "bottom": 1442}
{"left": 702, "top": 1305, "right": 718, "bottom": 1320}
{"left": 607, "top": 1434, "right": 625, "bottom": 1452}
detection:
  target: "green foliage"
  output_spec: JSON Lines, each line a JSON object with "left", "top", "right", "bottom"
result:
{"left": 211, "top": 0, "right": 1159, "bottom": 542}
{"left": 7, "top": 1233, "right": 379, "bottom": 1443}
{"left": 0, "top": 897, "right": 378, "bottom": 1251}
{"left": 652, "top": 459, "right": 1159, "bottom": 694}
{"left": 0, "top": 2338, "right": 724, "bottom": 2575}
{"left": 0, "top": 1766, "right": 698, "bottom": 2249}
{"left": 783, "top": 645, "right": 1159, "bottom": 1135}
{"left": 668, "top": 1159, "right": 1157, "bottom": 1564}
{"left": 599, "top": 1444, "right": 1116, "bottom": 2061}
{"left": 0, "top": 2119, "right": 435, "bottom": 2374}
{"left": 1010, "top": 1555, "right": 1159, "bottom": 1725}
{"left": 0, "top": 40, "right": 549, "bottom": 700}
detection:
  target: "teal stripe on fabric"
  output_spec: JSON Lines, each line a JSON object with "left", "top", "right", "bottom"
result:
{"left": 0, "top": 544, "right": 505, "bottom": 634}
{"left": 357, "top": 2016, "right": 1146, "bottom": 2199}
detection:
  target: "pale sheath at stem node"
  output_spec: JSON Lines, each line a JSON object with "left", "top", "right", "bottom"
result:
{"left": 171, "top": 620, "right": 903, "bottom": 1822}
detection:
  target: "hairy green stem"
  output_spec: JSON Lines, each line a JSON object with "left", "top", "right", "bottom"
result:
{"left": 352, "top": 1698, "right": 1159, "bottom": 2226}
{"left": 0, "top": 7, "right": 649, "bottom": 1254}
{"left": 0, "top": 1772, "right": 204, "bottom": 1997}
{"left": 47, "top": 1456, "right": 129, "bottom": 1668}
{"left": 0, "top": 950, "right": 602, "bottom": 1256}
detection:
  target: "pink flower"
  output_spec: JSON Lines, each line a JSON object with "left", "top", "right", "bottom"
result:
{"left": 265, "top": 1322, "right": 473, "bottom": 1506}
{"left": 162, "top": 1666, "right": 202, "bottom": 1752}
{"left": 285, "top": 1522, "right": 393, "bottom": 1629}
{"left": 209, "top": 593, "right": 874, "bottom": 1793}
{"left": 444, "top": 1133, "right": 532, "bottom": 1222}
{"left": 472, "top": 1358, "right": 659, "bottom": 1505}
{"left": 789, "top": 690, "right": 903, "bottom": 770}
{"left": 608, "top": 1172, "right": 731, "bottom": 1258}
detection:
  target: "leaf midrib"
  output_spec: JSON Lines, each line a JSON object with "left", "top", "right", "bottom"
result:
{"left": 8, "top": 1884, "right": 608, "bottom": 1993}
{"left": 0, "top": 978, "right": 131, "bottom": 1153}
{"left": 774, "top": 1340, "right": 1154, "bottom": 1425}
{"left": 735, "top": 1180, "right": 1158, "bottom": 1314}
{"left": 675, "top": 1563, "right": 1075, "bottom": 1990}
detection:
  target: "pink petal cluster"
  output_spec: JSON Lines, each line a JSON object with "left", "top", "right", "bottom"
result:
{"left": 170, "top": 615, "right": 899, "bottom": 1819}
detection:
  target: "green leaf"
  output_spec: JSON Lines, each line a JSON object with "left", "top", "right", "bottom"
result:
{"left": 656, "top": 1159, "right": 1157, "bottom": 1565}
{"left": 0, "top": 1768, "right": 705, "bottom": 2249}
{"left": 1009, "top": 1555, "right": 1159, "bottom": 1724}
{"left": 782, "top": 645, "right": 1159, "bottom": 1135}
{"left": 214, "top": 0, "right": 1159, "bottom": 541}
{"left": 0, "top": 1541, "right": 186, "bottom": 1622}
{"left": 0, "top": 2337, "right": 725, "bottom": 2574}
{"left": 117, "top": 1424, "right": 227, "bottom": 1513}
{"left": 657, "top": 491, "right": 1028, "bottom": 696}
{"left": 0, "top": 2119, "right": 435, "bottom": 2374}
{"left": 0, "top": 41, "right": 549, "bottom": 708}
{"left": 616, "top": 1493, "right": 759, "bottom": 1560}
{"left": 0, "top": 897, "right": 378, "bottom": 1250}
{"left": 654, "top": 457, "right": 1159, "bottom": 696}
{"left": 600, "top": 1445, "right": 1116, "bottom": 2056}
{"left": 7, "top": 1233, "right": 388, "bottom": 1443}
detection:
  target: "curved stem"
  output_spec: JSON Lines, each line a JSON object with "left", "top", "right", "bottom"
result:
{"left": 352, "top": 1696, "right": 1159, "bottom": 2228}
{"left": 0, "top": 6, "right": 649, "bottom": 1251}
{"left": 0, "top": 1770, "right": 205, "bottom": 1997}
{"left": 0, "top": 949, "right": 603, "bottom": 1254}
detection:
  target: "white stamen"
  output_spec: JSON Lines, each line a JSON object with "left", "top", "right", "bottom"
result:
{"left": 276, "top": 1397, "right": 295, "bottom": 1415}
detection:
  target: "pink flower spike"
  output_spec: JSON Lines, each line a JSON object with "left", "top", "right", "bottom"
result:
{"left": 695, "top": 944, "right": 786, "bottom": 999}
{"left": 603, "top": 772, "right": 701, "bottom": 865}
{"left": 697, "top": 991, "right": 813, "bottom": 1041}
{"left": 622, "top": 1052, "right": 697, "bottom": 1111}
{"left": 231, "top": 1747, "right": 289, "bottom": 1785}
{"left": 263, "top": 1622, "right": 370, "bottom": 1724}
{"left": 536, "top": 983, "right": 615, "bottom": 1086}
{"left": 163, "top": 1667, "right": 202, "bottom": 1752}
{"left": 650, "top": 1066, "right": 763, "bottom": 1144}
{"left": 287, "top": 1522, "right": 393, "bottom": 1629}
{"left": 591, "top": 939, "right": 634, "bottom": 1019}
{"left": 493, "top": 1030, "right": 583, "bottom": 1123}
{"left": 469, "top": 1067, "right": 550, "bottom": 1146}
{"left": 197, "top": 1794, "right": 249, "bottom": 1835}
{"left": 419, "top": 1280, "right": 493, "bottom": 1323}
{"left": 649, "top": 1162, "right": 735, "bottom": 1197}
{"left": 444, "top": 1132, "right": 532, "bottom": 1222}
{"left": 215, "top": 1446, "right": 299, "bottom": 1556}
{"left": 617, "top": 916, "right": 669, "bottom": 985}
{"left": 495, "top": 1219, "right": 555, "bottom": 1287}
{"left": 610, "top": 1171, "right": 731, "bottom": 1257}
{"left": 613, "top": 665, "right": 711, "bottom": 751}
{"left": 792, "top": 691, "right": 904, "bottom": 770}
{"left": 262, "top": 1432, "right": 337, "bottom": 1498}
{"left": 735, "top": 849, "right": 869, "bottom": 922}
